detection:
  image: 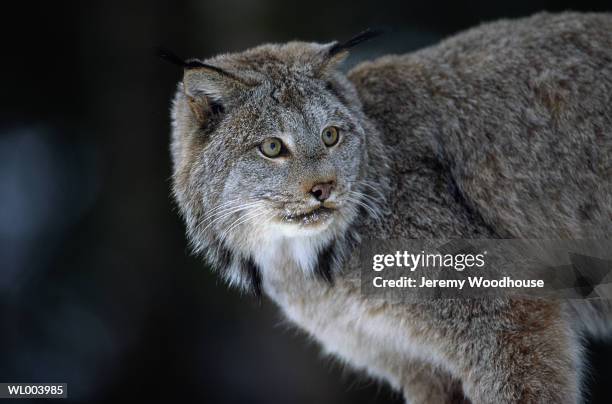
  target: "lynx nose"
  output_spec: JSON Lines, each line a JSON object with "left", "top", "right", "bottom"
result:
{"left": 310, "top": 181, "right": 335, "bottom": 202}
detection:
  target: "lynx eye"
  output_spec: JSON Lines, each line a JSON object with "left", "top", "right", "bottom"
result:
{"left": 321, "top": 126, "right": 340, "bottom": 147}
{"left": 258, "top": 137, "right": 284, "bottom": 158}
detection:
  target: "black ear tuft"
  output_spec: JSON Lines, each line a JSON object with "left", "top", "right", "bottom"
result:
{"left": 156, "top": 46, "right": 190, "bottom": 67}
{"left": 155, "top": 46, "right": 226, "bottom": 71}
{"left": 328, "top": 28, "right": 384, "bottom": 57}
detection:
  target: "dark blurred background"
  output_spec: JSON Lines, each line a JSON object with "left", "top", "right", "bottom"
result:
{"left": 1, "top": 1, "right": 611, "bottom": 403}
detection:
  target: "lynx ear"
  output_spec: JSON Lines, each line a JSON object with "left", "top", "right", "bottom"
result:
{"left": 182, "top": 65, "right": 254, "bottom": 124}
{"left": 182, "top": 64, "right": 251, "bottom": 103}
{"left": 316, "top": 28, "right": 383, "bottom": 76}
{"left": 158, "top": 47, "right": 253, "bottom": 124}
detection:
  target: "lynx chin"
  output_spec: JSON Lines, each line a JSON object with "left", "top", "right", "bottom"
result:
{"left": 167, "top": 12, "right": 612, "bottom": 404}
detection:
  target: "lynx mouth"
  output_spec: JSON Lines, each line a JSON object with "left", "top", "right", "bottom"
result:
{"left": 282, "top": 206, "right": 335, "bottom": 226}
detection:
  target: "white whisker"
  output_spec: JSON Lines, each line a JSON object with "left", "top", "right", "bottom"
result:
{"left": 347, "top": 191, "right": 383, "bottom": 222}
{"left": 197, "top": 201, "right": 262, "bottom": 232}
{"left": 357, "top": 180, "right": 387, "bottom": 202}
{"left": 219, "top": 207, "right": 269, "bottom": 244}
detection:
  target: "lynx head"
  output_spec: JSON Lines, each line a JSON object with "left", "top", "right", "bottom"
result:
{"left": 167, "top": 31, "right": 386, "bottom": 295}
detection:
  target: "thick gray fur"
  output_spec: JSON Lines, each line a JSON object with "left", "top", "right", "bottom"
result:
{"left": 169, "top": 12, "right": 612, "bottom": 403}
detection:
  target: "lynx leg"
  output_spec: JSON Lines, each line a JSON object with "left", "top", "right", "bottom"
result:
{"left": 400, "top": 359, "right": 469, "bottom": 404}
{"left": 458, "top": 302, "right": 582, "bottom": 403}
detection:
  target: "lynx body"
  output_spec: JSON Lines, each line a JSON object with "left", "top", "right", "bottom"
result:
{"left": 169, "top": 12, "right": 612, "bottom": 403}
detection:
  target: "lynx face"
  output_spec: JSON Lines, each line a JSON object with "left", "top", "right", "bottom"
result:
{"left": 170, "top": 38, "right": 381, "bottom": 291}
{"left": 217, "top": 79, "right": 365, "bottom": 235}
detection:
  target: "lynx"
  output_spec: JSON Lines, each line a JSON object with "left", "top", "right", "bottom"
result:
{"left": 166, "top": 12, "right": 612, "bottom": 403}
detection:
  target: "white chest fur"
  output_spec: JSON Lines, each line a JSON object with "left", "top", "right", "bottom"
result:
{"left": 249, "top": 224, "right": 334, "bottom": 276}
{"left": 249, "top": 229, "right": 445, "bottom": 392}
